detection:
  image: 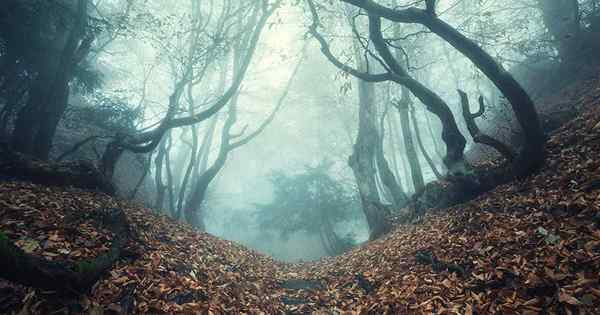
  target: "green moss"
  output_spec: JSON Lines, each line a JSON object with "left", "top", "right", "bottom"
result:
{"left": 74, "top": 260, "right": 97, "bottom": 275}
{"left": 0, "top": 231, "right": 16, "bottom": 255}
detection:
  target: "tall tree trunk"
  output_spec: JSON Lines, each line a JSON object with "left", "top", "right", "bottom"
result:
{"left": 396, "top": 88, "right": 425, "bottom": 191}
{"left": 376, "top": 105, "right": 408, "bottom": 207}
{"left": 12, "top": 0, "right": 91, "bottom": 160}
{"left": 176, "top": 125, "right": 200, "bottom": 218}
{"left": 153, "top": 136, "right": 168, "bottom": 213}
{"left": 129, "top": 154, "right": 151, "bottom": 200}
{"left": 386, "top": 114, "right": 402, "bottom": 182}
{"left": 425, "top": 112, "right": 444, "bottom": 162}
{"left": 410, "top": 105, "right": 442, "bottom": 179}
{"left": 164, "top": 134, "right": 176, "bottom": 216}
{"left": 343, "top": 4, "right": 390, "bottom": 239}
{"left": 348, "top": 77, "right": 389, "bottom": 239}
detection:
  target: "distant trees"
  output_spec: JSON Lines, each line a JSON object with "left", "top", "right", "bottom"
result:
{"left": 306, "top": 0, "right": 549, "bottom": 237}
{"left": 181, "top": 41, "right": 303, "bottom": 229}
{"left": 256, "top": 163, "right": 359, "bottom": 256}
{"left": 99, "top": 0, "right": 281, "bottom": 182}
{"left": 116, "top": 0, "right": 293, "bottom": 229}
{"left": 341, "top": 4, "right": 409, "bottom": 239}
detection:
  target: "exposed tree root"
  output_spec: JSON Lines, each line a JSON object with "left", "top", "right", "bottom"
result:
{"left": 0, "top": 208, "right": 130, "bottom": 295}
{"left": 415, "top": 250, "right": 467, "bottom": 277}
{"left": 0, "top": 143, "right": 115, "bottom": 195}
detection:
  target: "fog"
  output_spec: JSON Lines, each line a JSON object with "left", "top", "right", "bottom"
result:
{"left": 63, "top": 0, "right": 550, "bottom": 261}
{"left": 3, "top": 0, "right": 597, "bottom": 262}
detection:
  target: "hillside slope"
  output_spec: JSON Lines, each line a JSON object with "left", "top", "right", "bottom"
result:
{"left": 1, "top": 75, "right": 600, "bottom": 314}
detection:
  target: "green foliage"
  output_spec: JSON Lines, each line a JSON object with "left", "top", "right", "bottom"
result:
{"left": 256, "top": 161, "right": 360, "bottom": 240}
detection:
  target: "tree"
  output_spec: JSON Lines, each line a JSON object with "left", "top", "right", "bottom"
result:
{"left": 394, "top": 89, "right": 425, "bottom": 191}
{"left": 305, "top": 0, "right": 548, "bottom": 227}
{"left": 182, "top": 39, "right": 305, "bottom": 229}
{"left": 256, "top": 162, "right": 359, "bottom": 256}
{"left": 376, "top": 103, "right": 409, "bottom": 208}
{"left": 338, "top": 0, "right": 546, "bottom": 177}
{"left": 410, "top": 105, "right": 442, "bottom": 180}
{"left": 1, "top": 0, "right": 96, "bottom": 160}
{"left": 99, "top": 0, "right": 281, "bottom": 182}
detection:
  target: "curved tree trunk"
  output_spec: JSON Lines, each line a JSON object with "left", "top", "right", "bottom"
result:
{"left": 98, "top": 1, "right": 278, "bottom": 181}
{"left": 341, "top": 0, "right": 546, "bottom": 177}
{"left": 421, "top": 16, "right": 545, "bottom": 176}
{"left": 184, "top": 157, "right": 224, "bottom": 230}
{"left": 348, "top": 76, "right": 389, "bottom": 239}
{"left": 182, "top": 30, "right": 297, "bottom": 229}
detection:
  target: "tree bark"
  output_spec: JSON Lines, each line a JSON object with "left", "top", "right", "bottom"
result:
{"left": 0, "top": 142, "right": 114, "bottom": 194}
{"left": 11, "top": 0, "right": 92, "bottom": 160}
{"left": 458, "top": 90, "right": 516, "bottom": 161}
{"left": 99, "top": 1, "right": 278, "bottom": 181}
{"left": 410, "top": 105, "right": 442, "bottom": 179}
{"left": 341, "top": 0, "right": 546, "bottom": 177}
{"left": 395, "top": 89, "right": 425, "bottom": 191}
{"left": 348, "top": 76, "right": 389, "bottom": 239}
{"left": 153, "top": 135, "right": 168, "bottom": 213}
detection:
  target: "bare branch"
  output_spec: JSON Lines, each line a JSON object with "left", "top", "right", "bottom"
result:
{"left": 458, "top": 89, "right": 516, "bottom": 161}
{"left": 305, "top": 0, "right": 391, "bottom": 83}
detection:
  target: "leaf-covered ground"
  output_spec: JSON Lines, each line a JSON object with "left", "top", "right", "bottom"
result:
{"left": 2, "top": 75, "right": 600, "bottom": 314}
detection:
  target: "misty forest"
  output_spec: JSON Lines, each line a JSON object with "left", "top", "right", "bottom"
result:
{"left": 1, "top": 0, "right": 600, "bottom": 313}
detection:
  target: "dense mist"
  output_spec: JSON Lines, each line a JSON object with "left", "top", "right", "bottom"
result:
{"left": 1, "top": 0, "right": 599, "bottom": 263}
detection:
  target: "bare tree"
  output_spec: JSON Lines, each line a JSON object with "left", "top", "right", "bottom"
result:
{"left": 100, "top": 0, "right": 281, "bottom": 181}
{"left": 339, "top": 0, "right": 545, "bottom": 177}
{"left": 183, "top": 39, "right": 306, "bottom": 229}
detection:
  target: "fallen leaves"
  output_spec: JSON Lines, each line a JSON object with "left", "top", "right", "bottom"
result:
{"left": 2, "top": 73, "right": 600, "bottom": 314}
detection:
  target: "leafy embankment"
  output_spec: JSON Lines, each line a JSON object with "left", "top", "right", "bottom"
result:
{"left": 1, "top": 75, "right": 600, "bottom": 313}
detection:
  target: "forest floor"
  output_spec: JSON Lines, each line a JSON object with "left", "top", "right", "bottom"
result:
{"left": 2, "top": 73, "right": 600, "bottom": 314}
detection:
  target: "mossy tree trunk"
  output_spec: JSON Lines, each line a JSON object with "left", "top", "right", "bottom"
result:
{"left": 0, "top": 208, "right": 130, "bottom": 294}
